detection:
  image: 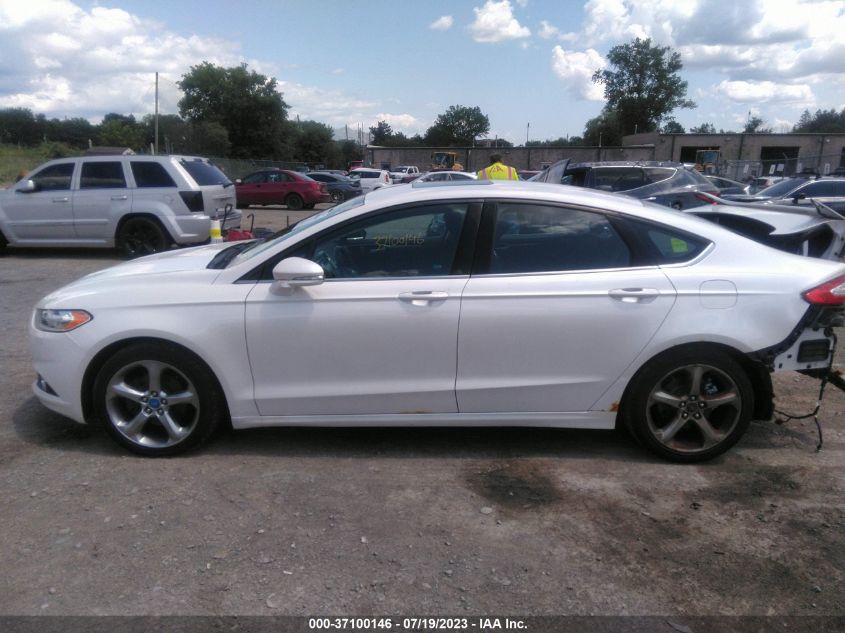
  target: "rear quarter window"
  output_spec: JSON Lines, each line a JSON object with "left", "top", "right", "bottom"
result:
{"left": 621, "top": 217, "right": 711, "bottom": 264}
{"left": 131, "top": 161, "right": 177, "bottom": 188}
{"left": 179, "top": 159, "right": 231, "bottom": 186}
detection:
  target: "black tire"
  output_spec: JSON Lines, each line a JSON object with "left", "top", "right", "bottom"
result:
{"left": 93, "top": 342, "right": 226, "bottom": 456}
{"left": 117, "top": 217, "right": 169, "bottom": 258}
{"left": 622, "top": 347, "right": 753, "bottom": 462}
{"left": 303, "top": 203, "right": 315, "bottom": 210}
{"left": 0, "top": 230, "right": 7, "bottom": 253}
{"left": 330, "top": 190, "right": 343, "bottom": 203}
{"left": 285, "top": 194, "right": 304, "bottom": 210}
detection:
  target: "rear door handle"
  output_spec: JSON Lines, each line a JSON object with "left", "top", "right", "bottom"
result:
{"left": 608, "top": 288, "right": 660, "bottom": 304}
{"left": 52, "top": 197, "right": 69, "bottom": 203}
{"left": 110, "top": 195, "right": 128, "bottom": 201}
{"left": 398, "top": 291, "right": 449, "bottom": 306}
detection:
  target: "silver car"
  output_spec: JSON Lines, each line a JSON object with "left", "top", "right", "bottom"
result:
{"left": 1, "top": 155, "right": 240, "bottom": 257}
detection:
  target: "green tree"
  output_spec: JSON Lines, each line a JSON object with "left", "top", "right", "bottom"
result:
{"left": 292, "top": 120, "right": 336, "bottom": 165}
{"left": 47, "top": 117, "right": 96, "bottom": 148}
{"left": 97, "top": 113, "right": 144, "bottom": 149}
{"left": 178, "top": 62, "right": 290, "bottom": 159}
{"left": 583, "top": 111, "right": 622, "bottom": 146}
{"left": 424, "top": 105, "right": 490, "bottom": 146}
{"left": 689, "top": 122, "right": 717, "bottom": 134}
{"left": 661, "top": 119, "right": 685, "bottom": 134}
{"left": 793, "top": 108, "right": 845, "bottom": 133}
{"left": 744, "top": 115, "right": 772, "bottom": 133}
{"left": 369, "top": 120, "right": 394, "bottom": 145}
{"left": 592, "top": 37, "right": 695, "bottom": 137}
{"left": 0, "top": 108, "right": 42, "bottom": 145}
{"left": 337, "top": 140, "right": 362, "bottom": 170}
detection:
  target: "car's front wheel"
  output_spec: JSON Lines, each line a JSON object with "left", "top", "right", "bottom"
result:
{"left": 93, "top": 342, "right": 226, "bottom": 456}
{"left": 117, "top": 218, "right": 169, "bottom": 258}
{"left": 622, "top": 347, "right": 753, "bottom": 462}
{"left": 330, "top": 190, "right": 343, "bottom": 203}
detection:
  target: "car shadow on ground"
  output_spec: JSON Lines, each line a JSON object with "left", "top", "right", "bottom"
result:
{"left": 1, "top": 247, "right": 124, "bottom": 260}
{"left": 10, "top": 395, "right": 793, "bottom": 465}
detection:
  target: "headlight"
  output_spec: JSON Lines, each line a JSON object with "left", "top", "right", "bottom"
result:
{"left": 35, "top": 309, "right": 93, "bottom": 332}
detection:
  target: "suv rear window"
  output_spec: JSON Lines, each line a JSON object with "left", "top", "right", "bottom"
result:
{"left": 179, "top": 159, "right": 231, "bottom": 186}
{"left": 132, "top": 161, "right": 177, "bottom": 188}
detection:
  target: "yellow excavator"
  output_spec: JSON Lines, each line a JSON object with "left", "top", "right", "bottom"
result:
{"left": 431, "top": 151, "right": 464, "bottom": 172}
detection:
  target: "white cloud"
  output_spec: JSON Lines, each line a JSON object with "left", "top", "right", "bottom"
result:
{"left": 469, "top": 0, "right": 531, "bottom": 43}
{"left": 373, "top": 113, "right": 424, "bottom": 134}
{"left": 713, "top": 80, "right": 815, "bottom": 105}
{"left": 430, "top": 15, "right": 454, "bottom": 30}
{"left": 551, "top": 46, "right": 606, "bottom": 101}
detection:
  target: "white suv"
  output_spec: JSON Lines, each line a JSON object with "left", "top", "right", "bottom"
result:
{"left": 349, "top": 168, "right": 391, "bottom": 192}
{"left": 0, "top": 155, "right": 240, "bottom": 257}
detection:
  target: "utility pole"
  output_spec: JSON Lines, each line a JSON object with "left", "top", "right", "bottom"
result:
{"left": 154, "top": 72, "right": 159, "bottom": 154}
{"left": 526, "top": 122, "right": 529, "bottom": 146}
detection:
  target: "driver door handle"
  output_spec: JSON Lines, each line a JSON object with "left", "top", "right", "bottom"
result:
{"left": 398, "top": 291, "right": 449, "bottom": 306}
{"left": 52, "top": 197, "right": 69, "bottom": 203}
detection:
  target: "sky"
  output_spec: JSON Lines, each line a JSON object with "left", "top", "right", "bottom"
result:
{"left": 1, "top": 0, "right": 844, "bottom": 143}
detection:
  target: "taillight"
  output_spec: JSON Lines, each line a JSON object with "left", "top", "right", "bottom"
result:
{"left": 694, "top": 192, "right": 720, "bottom": 205}
{"left": 179, "top": 191, "right": 204, "bottom": 212}
{"left": 803, "top": 274, "right": 845, "bottom": 305}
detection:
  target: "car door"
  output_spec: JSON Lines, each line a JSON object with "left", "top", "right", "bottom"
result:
{"left": 72, "top": 160, "right": 132, "bottom": 242}
{"left": 244, "top": 201, "right": 479, "bottom": 416}
{"left": 2, "top": 161, "right": 76, "bottom": 242}
{"left": 237, "top": 172, "right": 268, "bottom": 205}
{"left": 265, "top": 171, "right": 294, "bottom": 204}
{"left": 456, "top": 201, "right": 677, "bottom": 413}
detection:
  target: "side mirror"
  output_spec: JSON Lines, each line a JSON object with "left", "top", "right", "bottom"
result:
{"left": 793, "top": 192, "right": 806, "bottom": 202}
{"left": 272, "top": 257, "right": 324, "bottom": 290}
{"left": 17, "top": 179, "right": 37, "bottom": 193}
{"left": 234, "top": 178, "right": 243, "bottom": 185}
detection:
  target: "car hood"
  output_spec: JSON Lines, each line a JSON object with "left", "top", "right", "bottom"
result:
{"left": 36, "top": 242, "right": 235, "bottom": 307}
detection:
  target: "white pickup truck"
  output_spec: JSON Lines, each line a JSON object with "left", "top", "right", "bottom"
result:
{"left": 389, "top": 165, "right": 420, "bottom": 184}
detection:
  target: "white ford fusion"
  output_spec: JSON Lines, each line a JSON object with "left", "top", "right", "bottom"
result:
{"left": 30, "top": 181, "right": 845, "bottom": 461}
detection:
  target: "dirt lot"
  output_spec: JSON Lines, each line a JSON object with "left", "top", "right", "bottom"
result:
{"left": 0, "top": 206, "right": 843, "bottom": 618}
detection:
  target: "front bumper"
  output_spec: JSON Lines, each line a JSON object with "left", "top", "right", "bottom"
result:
{"left": 30, "top": 321, "right": 89, "bottom": 424}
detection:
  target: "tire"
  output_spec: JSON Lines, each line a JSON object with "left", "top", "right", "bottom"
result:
{"left": 303, "top": 203, "right": 315, "bottom": 210}
{"left": 0, "top": 230, "right": 7, "bottom": 253}
{"left": 117, "top": 217, "right": 169, "bottom": 258}
{"left": 330, "top": 190, "right": 343, "bottom": 203}
{"left": 285, "top": 194, "right": 304, "bottom": 210}
{"left": 622, "top": 347, "right": 753, "bottom": 462}
{"left": 93, "top": 342, "right": 226, "bottom": 456}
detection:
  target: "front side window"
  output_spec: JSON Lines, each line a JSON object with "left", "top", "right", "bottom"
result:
{"left": 80, "top": 162, "right": 126, "bottom": 189}
{"left": 307, "top": 204, "right": 469, "bottom": 278}
{"left": 489, "top": 203, "right": 631, "bottom": 274}
{"left": 242, "top": 172, "right": 267, "bottom": 184}
{"left": 131, "top": 161, "right": 177, "bottom": 188}
{"left": 29, "top": 163, "right": 75, "bottom": 191}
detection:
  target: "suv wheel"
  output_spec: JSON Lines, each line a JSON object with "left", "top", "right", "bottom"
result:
{"left": 622, "top": 347, "right": 753, "bottom": 462}
{"left": 93, "top": 342, "right": 225, "bottom": 456}
{"left": 285, "top": 194, "right": 304, "bottom": 210}
{"left": 117, "top": 218, "right": 169, "bottom": 258}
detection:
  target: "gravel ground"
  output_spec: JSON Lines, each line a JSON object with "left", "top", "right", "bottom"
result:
{"left": 0, "top": 205, "right": 843, "bottom": 617}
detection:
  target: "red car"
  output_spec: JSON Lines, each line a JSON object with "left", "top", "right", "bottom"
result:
{"left": 235, "top": 169, "right": 331, "bottom": 210}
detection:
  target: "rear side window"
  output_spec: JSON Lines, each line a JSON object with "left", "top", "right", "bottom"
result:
{"left": 643, "top": 167, "right": 675, "bottom": 184}
{"left": 622, "top": 218, "right": 711, "bottom": 264}
{"left": 489, "top": 203, "right": 631, "bottom": 274}
{"left": 591, "top": 168, "right": 645, "bottom": 192}
{"left": 30, "top": 163, "right": 74, "bottom": 191}
{"left": 80, "top": 162, "right": 126, "bottom": 189}
{"left": 131, "top": 162, "right": 177, "bottom": 188}
{"left": 179, "top": 159, "right": 230, "bottom": 186}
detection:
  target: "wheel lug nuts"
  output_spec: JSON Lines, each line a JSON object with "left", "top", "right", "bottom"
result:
{"left": 161, "top": 399, "right": 168, "bottom": 405}
{"left": 699, "top": 402, "right": 705, "bottom": 408}
{"left": 682, "top": 412, "right": 688, "bottom": 418}
{"left": 144, "top": 407, "right": 152, "bottom": 414}
{"left": 141, "top": 397, "right": 148, "bottom": 403}
{"left": 157, "top": 409, "right": 164, "bottom": 415}
{"left": 694, "top": 413, "right": 701, "bottom": 419}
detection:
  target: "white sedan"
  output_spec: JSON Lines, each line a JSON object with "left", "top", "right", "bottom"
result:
{"left": 30, "top": 181, "right": 845, "bottom": 461}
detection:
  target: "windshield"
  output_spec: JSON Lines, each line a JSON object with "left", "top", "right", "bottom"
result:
{"left": 757, "top": 178, "right": 805, "bottom": 198}
{"left": 229, "top": 196, "right": 366, "bottom": 267}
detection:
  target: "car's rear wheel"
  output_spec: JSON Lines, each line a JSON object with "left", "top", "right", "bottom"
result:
{"left": 330, "top": 190, "right": 343, "bottom": 203}
{"left": 117, "top": 218, "right": 169, "bottom": 258}
{"left": 0, "top": 230, "right": 7, "bottom": 253}
{"left": 93, "top": 342, "right": 225, "bottom": 456}
{"left": 622, "top": 347, "right": 753, "bottom": 462}
{"left": 285, "top": 194, "right": 304, "bottom": 210}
